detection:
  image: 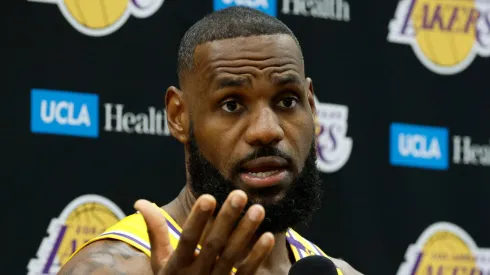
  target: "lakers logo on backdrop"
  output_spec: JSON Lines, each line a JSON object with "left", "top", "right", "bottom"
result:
{"left": 388, "top": 0, "right": 490, "bottom": 75}
{"left": 314, "top": 96, "right": 353, "bottom": 173}
{"left": 397, "top": 222, "right": 490, "bottom": 275}
{"left": 27, "top": 0, "right": 165, "bottom": 37}
{"left": 27, "top": 195, "right": 125, "bottom": 275}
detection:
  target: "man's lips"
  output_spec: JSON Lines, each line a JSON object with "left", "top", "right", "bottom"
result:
{"left": 241, "top": 156, "right": 289, "bottom": 172}
{"left": 239, "top": 156, "right": 291, "bottom": 188}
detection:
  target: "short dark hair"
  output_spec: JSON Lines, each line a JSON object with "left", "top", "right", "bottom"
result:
{"left": 177, "top": 6, "right": 302, "bottom": 85}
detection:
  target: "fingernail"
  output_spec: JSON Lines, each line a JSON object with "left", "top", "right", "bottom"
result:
{"left": 248, "top": 206, "right": 262, "bottom": 221}
{"left": 261, "top": 233, "right": 273, "bottom": 245}
{"left": 231, "top": 193, "right": 245, "bottom": 208}
{"left": 133, "top": 199, "right": 144, "bottom": 209}
{"left": 200, "top": 199, "right": 212, "bottom": 211}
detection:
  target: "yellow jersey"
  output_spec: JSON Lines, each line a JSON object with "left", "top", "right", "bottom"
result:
{"left": 70, "top": 207, "right": 343, "bottom": 274}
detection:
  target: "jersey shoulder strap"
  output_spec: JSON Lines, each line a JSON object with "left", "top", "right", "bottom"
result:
{"left": 68, "top": 205, "right": 179, "bottom": 260}
{"left": 69, "top": 206, "right": 343, "bottom": 275}
{"left": 286, "top": 228, "right": 344, "bottom": 275}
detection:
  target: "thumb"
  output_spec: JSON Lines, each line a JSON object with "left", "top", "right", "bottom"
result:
{"left": 134, "top": 199, "right": 174, "bottom": 273}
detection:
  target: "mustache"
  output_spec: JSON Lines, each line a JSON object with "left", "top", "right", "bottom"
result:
{"left": 232, "top": 146, "right": 293, "bottom": 174}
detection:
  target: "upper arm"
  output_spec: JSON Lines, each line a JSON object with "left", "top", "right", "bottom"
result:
{"left": 58, "top": 239, "right": 153, "bottom": 275}
{"left": 330, "top": 257, "right": 364, "bottom": 275}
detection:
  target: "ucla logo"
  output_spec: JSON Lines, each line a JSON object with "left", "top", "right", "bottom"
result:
{"left": 387, "top": 0, "right": 490, "bottom": 75}
{"left": 31, "top": 89, "right": 99, "bottom": 138}
{"left": 40, "top": 100, "right": 91, "bottom": 127}
{"left": 314, "top": 96, "right": 353, "bottom": 173}
{"left": 27, "top": 195, "right": 125, "bottom": 275}
{"left": 397, "top": 222, "right": 490, "bottom": 275}
{"left": 390, "top": 123, "right": 449, "bottom": 170}
{"left": 27, "top": 0, "right": 165, "bottom": 37}
{"left": 214, "top": 0, "right": 277, "bottom": 17}
{"left": 398, "top": 133, "right": 442, "bottom": 159}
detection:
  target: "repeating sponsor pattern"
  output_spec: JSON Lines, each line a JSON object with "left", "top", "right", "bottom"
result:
{"left": 11, "top": 0, "right": 489, "bottom": 274}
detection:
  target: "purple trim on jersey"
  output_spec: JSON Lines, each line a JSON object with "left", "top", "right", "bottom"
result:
{"left": 100, "top": 232, "right": 151, "bottom": 251}
{"left": 165, "top": 220, "right": 202, "bottom": 252}
{"left": 308, "top": 240, "right": 323, "bottom": 255}
{"left": 285, "top": 230, "right": 340, "bottom": 274}
{"left": 165, "top": 220, "right": 180, "bottom": 240}
{"left": 286, "top": 229, "right": 325, "bottom": 259}
{"left": 286, "top": 229, "right": 307, "bottom": 253}
{"left": 43, "top": 225, "right": 67, "bottom": 273}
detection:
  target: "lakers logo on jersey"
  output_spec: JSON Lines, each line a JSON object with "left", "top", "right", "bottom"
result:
{"left": 27, "top": 0, "right": 165, "bottom": 37}
{"left": 27, "top": 195, "right": 125, "bottom": 275}
{"left": 388, "top": 0, "right": 490, "bottom": 75}
{"left": 397, "top": 222, "right": 490, "bottom": 275}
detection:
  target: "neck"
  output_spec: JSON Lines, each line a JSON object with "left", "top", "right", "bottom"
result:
{"left": 162, "top": 186, "right": 293, "bottom": 270}
{"left": 163, "top": 185, "right": 195, "bottom": 226}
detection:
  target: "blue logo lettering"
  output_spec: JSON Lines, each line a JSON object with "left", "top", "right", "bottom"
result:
{"left": 390, "top": 123, "right": 449, "bottom": 170}
{"left": 31, "top": 89, "right": 99, "bottom": 138}
{"left": 213, "top": 0, "right": 277, "bottom": 17}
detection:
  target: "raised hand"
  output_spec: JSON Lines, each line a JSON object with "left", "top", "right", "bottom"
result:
{"left": 134, "top": 190, "right": 275, "bottom": 275}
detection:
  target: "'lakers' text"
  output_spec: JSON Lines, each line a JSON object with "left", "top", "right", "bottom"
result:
{"left": 388, "top": 0, "right": 490, "bottom": 75}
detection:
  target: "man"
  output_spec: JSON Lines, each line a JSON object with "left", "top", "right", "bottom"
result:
{"left": 59, "top": 6, "right": 362, "bottom": 275}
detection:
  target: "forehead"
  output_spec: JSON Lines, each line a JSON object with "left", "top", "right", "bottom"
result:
{"left": 191, "top": 34, "right": 304, "bottom": 84}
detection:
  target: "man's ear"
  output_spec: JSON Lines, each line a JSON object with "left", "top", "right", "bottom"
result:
{"left": 306, "top": 77, "right": 316, "bottom": 116}
{"left": 165, "top": 86, "right": 189, "bottom": 144}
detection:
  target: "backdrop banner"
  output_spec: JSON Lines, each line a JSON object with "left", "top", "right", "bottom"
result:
{"left": 7, "top": 0, "right": 489, "bottom": 274}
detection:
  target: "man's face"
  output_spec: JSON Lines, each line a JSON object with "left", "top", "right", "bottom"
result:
{"left": 178, "top": 34, "right": 322, "bottom": 233}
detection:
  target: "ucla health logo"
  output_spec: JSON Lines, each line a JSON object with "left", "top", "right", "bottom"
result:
{"left": 27, "top": 0, "right": 164, "bottom": 37}
{"left": 214, "top": 0, "right": 277, "bottom": 17}
{"left": 31, "top": 89, "right": 99, "bottom": 138}
{"left": 387, "top": 0, "right": 490, "bottom": 75}
{"left": 390, "top": 123, "right": 449, "bottom": 170}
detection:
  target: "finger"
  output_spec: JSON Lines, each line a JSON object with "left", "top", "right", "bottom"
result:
{"left": 211, "top": 204, "right": 265, "bottom": 275}
{"left": 198, "top": 217, "right": 216, "bottom": 246}
{"left": 235, "top": 232, "right": 275, "bottom": 275}
{"left": 168, "top": 194, "right": 216, "bottom": 270}
{"left": 193, "top": 190, "right": 248, "bottom": 273}
{"left": 134, "top": 200, "right": 173, "bottom": 273}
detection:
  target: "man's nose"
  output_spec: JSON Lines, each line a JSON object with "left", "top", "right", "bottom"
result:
{"left": 244, "top": 107, "right": 285, "bottom": 147}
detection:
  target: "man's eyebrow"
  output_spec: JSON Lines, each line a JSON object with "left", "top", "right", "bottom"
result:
{"left": 215, "top": 76, "right": 252, "bottom": 90}
{"left": 211, "top": 73, "right": 302, "bottom": 91}
{"left": 272, "top": 74, "right": 303, "bottom": 86}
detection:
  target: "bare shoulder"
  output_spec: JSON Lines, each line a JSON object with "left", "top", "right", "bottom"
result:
{"left": 58, "top": 239, "right": 152, "bottom": 275}
{"left": 330, "top": 257, "right": 364, "bottom": 275}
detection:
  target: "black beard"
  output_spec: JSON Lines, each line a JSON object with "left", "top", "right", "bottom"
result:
{"left": 186, "top": 125, "right": 323, "bottom": 235}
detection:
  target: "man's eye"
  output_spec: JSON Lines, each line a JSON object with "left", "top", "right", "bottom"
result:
{"left": 221, "top": 100, "right": 244, "bottom": 112}
{"left": 277, "top": 97, "right": 298, "bottom": 108}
